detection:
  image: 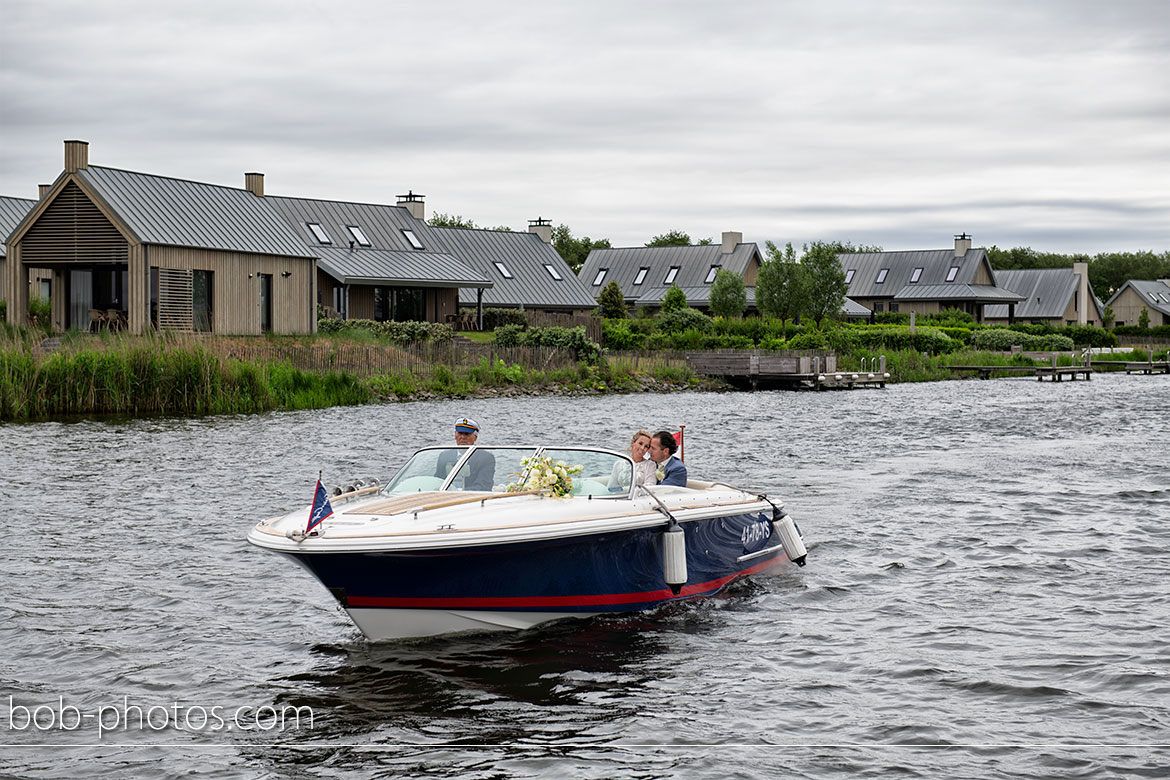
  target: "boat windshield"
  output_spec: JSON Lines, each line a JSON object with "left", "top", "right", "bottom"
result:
{"left": 540, "top": 448, "right": 633, "bottom": 497}
{"left": 381, "top": 446, "right": 634, "bottom": 496}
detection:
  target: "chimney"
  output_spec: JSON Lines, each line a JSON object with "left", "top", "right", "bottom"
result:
{"left": 528, "top": 217, "right": 553, "bottom": 243}
{"left": 38, "top": 184, "right": 52, "bottom": 199}
{"left": 721, "top": 231, "right": 743, "bottom": 255}
{"left": 954, "top": 232, "right": 971, "bottom": 258}
{"left": 396, "top": 190, "right": 425, "bottom": 221}
{"left": 64, "top": 140, "right": 89, "bottom": 173}
{"left": 245, "top": 172, "right": 264, "bottom": 197}
{"left": 1073, "top": 260, "right": 1090, "bottom": 325}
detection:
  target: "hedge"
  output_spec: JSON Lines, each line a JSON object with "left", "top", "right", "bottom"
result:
{"left": 316, "top": 319, "right": 454, "bottom": 343}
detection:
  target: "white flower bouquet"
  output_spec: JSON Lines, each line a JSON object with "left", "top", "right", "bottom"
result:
{"left": 506, "top": 455, "right": 583, "bottom": 498}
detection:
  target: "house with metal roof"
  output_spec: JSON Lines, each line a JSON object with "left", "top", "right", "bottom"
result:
{"left": 4, "top": 141, "right": 318, "bottom": 334}
{"left": 579, "top": 232, "right": 762, "bottom": 312}
{"left": 983, "top": 263, "right": 1103, "bottom": 326}
{"left": 4, "top": 140, "right": 589, "bottom": 334}
{"left": 839, "top": 234, "right": 1024, "bottom": 322}
{"left": 1105, "top": 279, "right": 1170, "bottom": 327}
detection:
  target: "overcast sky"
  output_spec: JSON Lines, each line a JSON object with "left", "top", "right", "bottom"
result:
{"left": 2, "top": 0, "right": 1167, "bottom": 255}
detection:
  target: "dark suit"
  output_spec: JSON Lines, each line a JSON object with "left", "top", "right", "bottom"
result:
{"left": 436, "top": 448, "right": 495, "bottom": 491}
{"left": 657, "top": 456, "right": 688, "bottom": 487}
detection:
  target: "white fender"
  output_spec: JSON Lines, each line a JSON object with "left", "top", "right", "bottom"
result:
{"left": 774, "top": 514, "right": 807, "bottom": 567}
{"left": 663, "top": 524, "right": 687, "bottom": 594}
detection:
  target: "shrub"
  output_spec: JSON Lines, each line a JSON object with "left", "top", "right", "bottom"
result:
{"left": 315, "top": 318, "right": 452, "bottom": 343}
{"left": 660, "top": 285, "right": 688, "bottom": 314}
{"left": 1114, "top": 324, "right": 1170, "bottom": 337}
{"left": 493, "top": 323, "right": 526, "bottom": 346}
{"left": 873, "top": 311, "right": 910, "bottom": 325}
{"left": 602, "top": 320, "right": 645, "bottom": 350}
{"left": 786, "top": 331, "right": 829, "bottom": 349}
{"left": 922, "top": 307, "right": 975, "bottom": 325}
{"left": 598, "top": 281, "right": 627, "bottom": 319}
{"left": 1062, "top": 325, "right": 1117, "bottom": 348}
{"left": 657, "top": 307, "right": 713, "bottom": 334}
{"left": 1041, "top": 334, "right": 1075, "bottom": 351}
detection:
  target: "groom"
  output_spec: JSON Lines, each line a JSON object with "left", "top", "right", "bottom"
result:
{"left": 649, "top": 430, "right": 687, "bottom": 487}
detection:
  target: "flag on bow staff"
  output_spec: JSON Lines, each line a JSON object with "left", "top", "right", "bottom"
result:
{"left": 673, "top": 425, "right": 685, "bottom": 462}
{"left": 306, "top": 476, "right": 333, "bottom": 534}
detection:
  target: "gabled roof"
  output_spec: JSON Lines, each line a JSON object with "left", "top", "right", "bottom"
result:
{"left": 73, "top": 166, "right": 315, "bottom": 258}
{"left": 1107, "top": 279, "right": 1170, "bottom": 317}
{"left": 984, "top": 268, "right": 1102, "bottom": 320}
{"left": 435, "top": 227, "right": 597, "bottom": 310}
{"left": 0, "top": 195, "right": 37, "bottom": 258}
{"left": 580, "top": 243, "right": 762, "bottom": 302}
{"left": 841, "top": 296, "right": 871, "bottom": 317}
{"left": 841, "top": 248, "right": 1002, "bottom": 298}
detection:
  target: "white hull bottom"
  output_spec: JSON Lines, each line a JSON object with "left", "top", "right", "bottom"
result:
{"left": 345, "top": 607, "right": 600, "bottom": 641}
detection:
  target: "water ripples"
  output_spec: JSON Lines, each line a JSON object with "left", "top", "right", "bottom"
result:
{"left": 2, "top": 373, "right": 1168, "bottom": 777}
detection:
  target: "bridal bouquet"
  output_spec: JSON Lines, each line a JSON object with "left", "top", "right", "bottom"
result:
{"left": 506, "top": 455, "right": 583, "bottom": 498}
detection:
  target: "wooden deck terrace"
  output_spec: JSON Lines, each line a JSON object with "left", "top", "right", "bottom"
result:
{"left": 686, "top": 351, "right": 887, "bottom": 390}
{"left": 946, "top": 365, "right": 1092, "bottom": 381}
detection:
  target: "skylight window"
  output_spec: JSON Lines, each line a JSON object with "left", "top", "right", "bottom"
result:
{"left": 347, "top": 225, "right": 371, "bottom": 247}
{"left": 494, "top": 261, "right": 513, "bottom": 279}
{"left": 664, "top": 266, "right": 680, "bottom": 285}
{"left": 875, "top": 268, "right": 889, "bottom": 284}
{"left": 592, "top": 268, "right": 607, "bottom": 286}
{"left": 401, "top": 230, "right": 425, "bottom": 250}
{"left": 946, "top": 266, "right": 960, "bottom": 282}
{"left": 543, "top": 264, "right": 563, "bottom": 281}
{"left": 633, "top": 267, "right": 649, "bottom": 285}
{"left": 705, "top": 265, "right": 721, "bottom": 284}
{"left": 910, "top": 267, "right": 923, "bottom": 283}
{"left": 307, "top": 223, "right": 331, "bottom": 244}
{"left": 844, "top": 269, "right": 855, "bottom": 284}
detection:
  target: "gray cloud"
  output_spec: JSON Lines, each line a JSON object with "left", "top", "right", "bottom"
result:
{"left": 1, "top": 0, "right": 1166, "bottom": 254}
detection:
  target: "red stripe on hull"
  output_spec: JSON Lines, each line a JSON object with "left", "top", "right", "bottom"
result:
{"left": 346, "top": 554, "right": 784, "bottom": 609}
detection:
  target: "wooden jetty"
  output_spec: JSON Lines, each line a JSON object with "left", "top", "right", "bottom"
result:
{"left": 1123, "top": 360, "right": 1169, "bottom": 375}
{"left": 686, "top": 350, "right": 888, "bottom": 390}
{"left": 948, "top": 353, "right": 1095, "bottom": 381}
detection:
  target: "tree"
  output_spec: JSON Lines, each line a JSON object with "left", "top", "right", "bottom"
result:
{"left": 645, "top": 230, "right": 711, "bottom": 247}
{"left": 660, "top": 284, "right": 688, "bottom": 313}
{"left": 709, "top": 270, "right": 747, "bottom": 319}
{"left": 756, "top": 241, "right": 808, "bottom": 336}
{"left": 801, "top": 241, "right": 848, "bottom": 327}
{"left": 1139, "top": 307, "right": 1151, "bottom": 329}
{"left": 1102, "top": 303, "right": 1115, "bottom": 328}
{"left": 598, "top": 280, "right": 627, "bottom": 319}
{"left": 428, "top": 213, "right": 512, "bottom": 231}
{"left": 552, "top": 224, "right": 611, "bottom": 274}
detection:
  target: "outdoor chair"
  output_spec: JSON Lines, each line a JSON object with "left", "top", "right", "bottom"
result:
{"left": 89, "top": 309, "right": 105, "bottom": 332}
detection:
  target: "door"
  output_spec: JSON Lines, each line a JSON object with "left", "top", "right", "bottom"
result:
{"left": 259, "top": 273, "right": 273, "bottom": 333}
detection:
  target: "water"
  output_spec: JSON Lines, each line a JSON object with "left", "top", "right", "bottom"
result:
{"left": 2, "top": 374, "right": 1168, "bottom": 778}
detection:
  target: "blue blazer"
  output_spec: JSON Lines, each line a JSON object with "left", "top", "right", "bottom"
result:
{"left": 658, "top": 456, "right": 688, "bottom": 487}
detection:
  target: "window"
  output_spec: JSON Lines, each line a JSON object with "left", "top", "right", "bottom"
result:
{"left": 875, "top": 268, "right": 889, "bottom": 284}
{"left": 873, "top": 302, "right": 884, "bottom": 312}
{"left": 592, "top": 268, "right": 607, "bottom": 286}
{"left": 633, "top": 267, "right": 649, "bottom": 285}
{"left": 910, "top": 267, "right": 923, "bottom": 283}
{"left": 307, "top": 223, "right": 331, "bottom": 244}
{"left": 705, "top": 265, "right": 721, "bottom": 284}
{"left": 347, "top": 225, "right": 371, "bottom": 246}
{"left": 494, "top": 261, "right": 514, "bottom": 279}
{"left": 193, "top": 270, "right": 213, "bottom": 332}
{"left": 664, "top": 266, "right": 680, "bottom": 284}
{"left": 401, "top": 230, "right": 424, "bottom": 250}
{"left": 844, "top": 269, "right": 855, "bottom": 284}
{"left": 946, "top": 266, "right": 959, "bottom": 282}
{"left": 889, "top": 303, "right": 899, "bottom": 312}
{"left": 543, "top": 264, "right": 563, "bottom": 281}
{"left": 259, "top": 273, "right": 273, "bottom": 333}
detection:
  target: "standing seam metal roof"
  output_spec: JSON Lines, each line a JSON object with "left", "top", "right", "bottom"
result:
{"left": 315, "top": 247, "right": 490, "bottom": 287}
{"left": 840, "top": 248, "right": 1005, "bottom": 299}
{"left": 579, "top": 243, "right": 761, "bottom": 302}
{"left": 983, "top": 268, "right": 1092, "bottom": 319}
{"left": 433, "top": 227, "right": 597, "bottom": 309}
{"left": 76, "top": 167, "right": 315, "bottom": 258}
{"left": 0, "top": 195, "right": 37, "bottom": 258}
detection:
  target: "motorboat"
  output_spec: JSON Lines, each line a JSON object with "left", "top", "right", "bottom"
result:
{"left": 247, "top": 445, "right": 807, "bottom": 641}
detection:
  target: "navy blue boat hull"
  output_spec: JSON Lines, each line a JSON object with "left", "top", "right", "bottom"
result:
{"left": 287, "top": 510, "right": 788, "bottom": 616}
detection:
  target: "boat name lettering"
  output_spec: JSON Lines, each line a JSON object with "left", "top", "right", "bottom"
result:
{"left": 741, "top": 519, "right": 772, "bottom": 547}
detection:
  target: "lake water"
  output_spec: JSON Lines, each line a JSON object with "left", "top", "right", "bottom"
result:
{"left": 2, "top": 373, "right": 1168, "bottom": 778}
